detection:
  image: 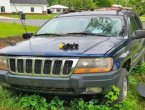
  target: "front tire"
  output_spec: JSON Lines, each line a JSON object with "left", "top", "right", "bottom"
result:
{"left": 116, "top": 70, "right": 128, "bottom": 102}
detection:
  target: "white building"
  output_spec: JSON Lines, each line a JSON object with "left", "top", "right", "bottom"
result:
{"left": 49, "top": 5, "right": 69, "bottom": 14}
{"left": 0, "top": 0, "right": 48, "bottom": 14}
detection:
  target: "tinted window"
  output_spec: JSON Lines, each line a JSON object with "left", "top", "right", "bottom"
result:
{"left": 129, "top": 16, "right": 138, "bottom": 34}
{"left": 133, "top": 15, "right": 142, "bottom": 29}
{"left": 31, "top": 7, "right": 34, "bottom": 12}
{"left": 1, "top": 6, "right": 5, "bottom": 12}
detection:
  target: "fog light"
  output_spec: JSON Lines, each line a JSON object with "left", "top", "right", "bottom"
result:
{"left": 86, "top": 87, "right": 102, "bottom": 94}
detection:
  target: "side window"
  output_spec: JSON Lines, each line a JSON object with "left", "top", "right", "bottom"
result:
{"left": 31, "top": 7, "right": 34, "bottom": 12}
{"left": 133, "top": 15, "right": 142, "bottom": 29}
{"left": 128, "top": 16, "right": 138, "bottom": 34}
{"left": 1, "top": 6, "right": 5, "bottom": 12}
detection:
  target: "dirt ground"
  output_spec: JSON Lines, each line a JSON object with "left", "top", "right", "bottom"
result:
{"left": 0, "top": 36, "right": 23, "bottom": 49}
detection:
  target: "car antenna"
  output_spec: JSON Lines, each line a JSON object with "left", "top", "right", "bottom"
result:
{"left": 11, "top": 0, "right": 27, "bottom": 33}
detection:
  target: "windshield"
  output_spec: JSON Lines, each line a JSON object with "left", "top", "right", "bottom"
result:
{"left": 36, "top": 16, "right": 124, "bottom": 37}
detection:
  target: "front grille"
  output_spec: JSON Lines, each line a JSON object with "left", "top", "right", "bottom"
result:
{"left": 8, "top": 57, "right": 78, "bottom": 77}
{"left": 53, "top": 60, "right": 62, "bottom": 75}
{"left": 26, "top": 60, "right": 32, "bottom": 73}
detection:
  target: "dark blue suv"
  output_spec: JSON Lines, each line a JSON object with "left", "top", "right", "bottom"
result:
{"left": 0, "top": 8, "right": 145, "bottom": 102}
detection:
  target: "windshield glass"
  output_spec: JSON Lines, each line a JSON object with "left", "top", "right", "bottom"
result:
{"left": 36, "top": 16, "right": 124, "bottom": 37}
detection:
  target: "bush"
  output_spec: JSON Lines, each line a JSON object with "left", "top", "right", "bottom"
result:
{"left": 20, "top": 94, "right": 48, "bottom": 110}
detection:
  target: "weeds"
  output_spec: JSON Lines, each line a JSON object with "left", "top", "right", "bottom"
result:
{"left": 105, "top": 85, "right": 120, "bottom": 104}
{"left": 48, "top": 97, "right": 64, "bottom": 110}
{"left": 20, "top": 94, "right": 48, "bottom": 110}
{"left": 132, "top": 63, "right": 145, "bottom": 75}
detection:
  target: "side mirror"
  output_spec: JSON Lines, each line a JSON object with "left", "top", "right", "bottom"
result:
{"left": 132, "top": 30, "right": 145, "bottom": 39}
{"left": 22, "top": 33, "right": 33, "bottom": 39}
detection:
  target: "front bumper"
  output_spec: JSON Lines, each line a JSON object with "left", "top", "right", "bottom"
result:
{"left": 0, "top": 69, "right": 124, "bottom": 95}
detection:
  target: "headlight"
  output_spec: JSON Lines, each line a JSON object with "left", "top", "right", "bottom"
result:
{"left": 73, "top": 58, "right": 113, "bottom": 74}
{"left": 0, "top": 56, "right": 8, "bottom": 70}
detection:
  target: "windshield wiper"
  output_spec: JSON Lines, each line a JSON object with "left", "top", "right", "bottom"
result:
{"left": 35, "top": 32, "right": 109, "bottom": 37}
{"left": 65, "top": 32, "right": 109, "bottom": 37}
{"left": 35, "top": 33, "right": 63, "bottom": 36}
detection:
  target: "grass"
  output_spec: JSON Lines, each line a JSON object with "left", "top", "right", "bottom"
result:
{"left": 0, "top": 22, "right": 39, "bottom": 38}
{"left": 0, "top": 14, "right": 57, "bottom": 20}
{"left": 0, "top": 86, "right": 24, "bottom": 110}
{"left": 140, "top": 16, "right": 145, "bottom": 22}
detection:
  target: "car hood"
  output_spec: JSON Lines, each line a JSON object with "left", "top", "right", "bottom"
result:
{"left": 0, "top": 36, "right": 125, "bottom": 57}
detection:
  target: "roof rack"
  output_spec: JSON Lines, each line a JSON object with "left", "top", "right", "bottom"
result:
{"left": 121, "top": 7, "right": 132, "bottom": 11}
{"left": 61, "top": 5, "right": 133, "bottom": 15}
{"left": 112, "top": 4, "right": 132, "bottom": 11}
{"left": 95, "top": 4, "right": 132, "bottom": 11}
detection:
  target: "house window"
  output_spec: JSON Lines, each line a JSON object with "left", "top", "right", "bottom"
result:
{"left": 56, "top": 9, "right": 61, "bottom": 13}
{"left": 31, "top": 7, "right": 34, "bottom": 12}
{"left": 1, "top": 6, "right": 5, "bottom": 12}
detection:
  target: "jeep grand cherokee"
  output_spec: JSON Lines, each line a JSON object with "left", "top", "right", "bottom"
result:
{"left": 0, "top": 7, "right": 145, "bottom": 102}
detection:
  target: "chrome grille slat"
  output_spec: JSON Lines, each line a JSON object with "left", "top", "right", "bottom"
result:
{"left": 50, "top": 60, "right": 55, "bottom": 76}
{"left": 32, "top": 59, "right": 35, "bottom": 75}
{"left": 23, "top": 59, "right": 26, "bottom": 74}
{"left": 60, "top": 60, "right": 65, "bottom": 76}
{"left": 15, "top": 59, "right": 18, "bottom": 73}
{"left": 7, "top": 57, "right": 79, "bottom": 77}
{"left": 41, "top": 60, "right": 45, "bottom": 74}
{"left": 8, "top": 59, "right": 10, "bottom": 72}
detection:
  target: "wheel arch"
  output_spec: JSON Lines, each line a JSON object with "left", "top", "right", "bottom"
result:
{"left": 122, "top": 59, "right": 131, "bottom": 72}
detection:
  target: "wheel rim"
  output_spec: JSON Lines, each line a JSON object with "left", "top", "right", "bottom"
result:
{"left": 123, "top": 77, "right": 128, "bottom": 99}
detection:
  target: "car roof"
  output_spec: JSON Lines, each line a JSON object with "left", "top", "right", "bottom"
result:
{"left": 58, "top": 9, "right": 133, "bottom": 18}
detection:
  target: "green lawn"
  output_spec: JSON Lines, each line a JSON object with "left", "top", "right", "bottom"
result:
{"left": 0, "top": 14, "right": 57, "bottom": 20}
{"left": 0, "top": 22, "right": 39, "bottom": 38}
{"left": 140, "top": 16, "right": 145, "bottom": 22}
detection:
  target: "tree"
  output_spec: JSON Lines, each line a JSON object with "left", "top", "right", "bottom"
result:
{"left": 114, "top": 0, "right": 127, "bottom": 6}
{"left": 48, "top": 0, "right": 96, "bottom": 10}
{"left": 95, "top": 0, "right": 114, "bottom": 7}
{"left": 128, "top": 0, "right": 145, "bottom": 15}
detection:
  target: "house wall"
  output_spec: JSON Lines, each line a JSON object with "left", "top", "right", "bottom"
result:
{"left": 0, "top": 0, "right": 12, "bottom": 13}
{"left": 10, "top": 4, "right": 47, "bottom": 14}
